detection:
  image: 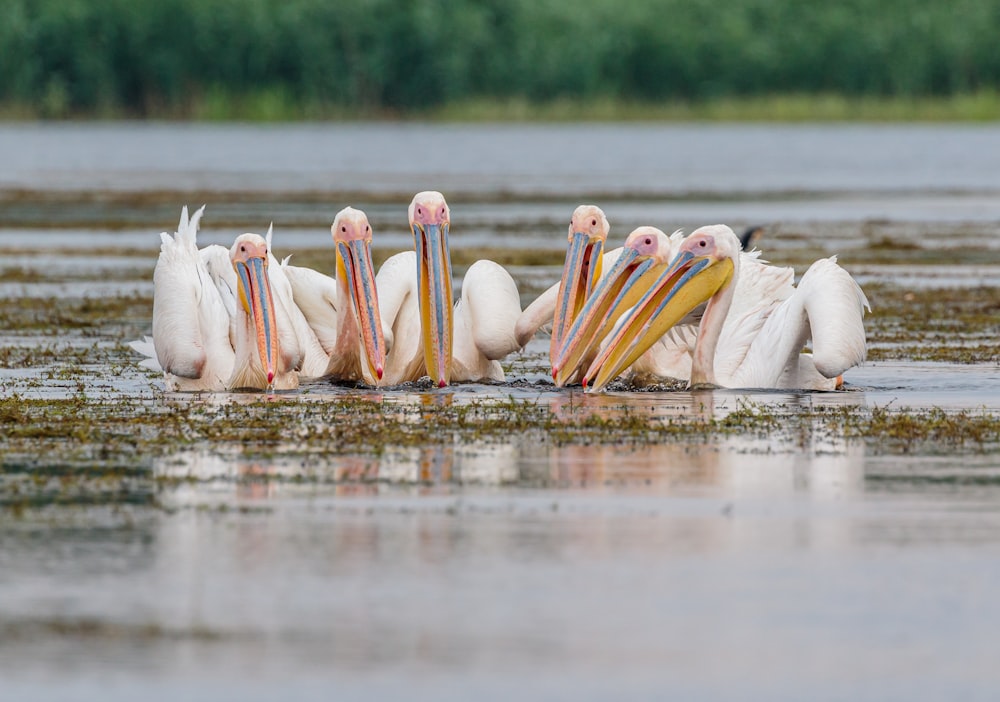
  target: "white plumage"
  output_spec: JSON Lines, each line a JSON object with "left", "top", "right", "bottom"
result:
{"left": 716, "top": 254, "right": 870, "bottom": 389}
{"left": 377, "top": 252, "right": 523, "bottom": 384}
{"left": 131, "top": 206, "right": 301, "bottom": 391}
{"left": 582, "top": 224, "right": 869, "bottom": 391}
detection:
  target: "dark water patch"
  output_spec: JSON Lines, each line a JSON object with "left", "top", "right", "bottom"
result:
{"left": 1, "top": 459, "right": 157, "bottom": 513}
{"left": 0, "top": 616, "right": 231, "bottom": 644}
{"left": 866, "top": 474, "right": 1000, "bottom": 490}
{"left": 867, "top": 345, "right": 1000, "bottom": 365}
{"left": 0, "top": 262, "right": 153, "bottom": 284}
{"left": 0, "top": 294, "right": 152, "bottom": 338}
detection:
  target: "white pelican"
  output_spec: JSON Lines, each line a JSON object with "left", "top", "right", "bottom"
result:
{"left": 376, "top": 191, "right": 522, "bottom": 386}
{"left": 280, "top": 206, "right": 386, "bottom": 385}
{"left": 514, "top": 205, "right": 612, "bottom": 379}
{"left": 568, "top": 224, "right": 869, "bottom": 392}
{"left": 131, "top": 206, "right": 302, "bottom": 391}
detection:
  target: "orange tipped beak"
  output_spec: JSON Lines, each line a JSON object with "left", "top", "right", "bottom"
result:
{"left": 338, "top": 238, "right": 386, "bottom": 385}
{"left": 583, "top": 251, "right": 733, "bottom": 392}
{"left": 551, "top": 247, "right": 660, "bottom": 386}
{"left": 235, "top": 256, "right": 280, "bottom": 386}
{"left": 414, "top": 221, "right": 453, "bottom": 387}
{"left": 550, "top": 231, "right": 604, "bottom": 370}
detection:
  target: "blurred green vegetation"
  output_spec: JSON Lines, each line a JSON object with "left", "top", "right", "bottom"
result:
{"left": 2, "top": 0, "right": 1000, "bottom": 120}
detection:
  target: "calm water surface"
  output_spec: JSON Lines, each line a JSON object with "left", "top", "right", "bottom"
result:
{"left": 3, "top": 122, "right": 1000, "bottom": 223}
{"left": 1, "top": 123, "right": 999, "bottom": 701}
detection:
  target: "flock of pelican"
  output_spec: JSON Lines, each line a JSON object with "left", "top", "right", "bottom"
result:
{"left": 132, "top": 194, "right": 869, "bottom": 393}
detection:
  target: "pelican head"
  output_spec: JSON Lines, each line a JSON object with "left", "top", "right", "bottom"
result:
{"left": 552, "top": 226, "right": 673, "bottom": 386}
{"left": 230, "top": 233, "right": 280, "bottom": 386}
{"left": 582, "top": 224, "right": 739, "bottom": 392}
{"left": 409, "top": 190, "right": 453, "bottom": 387}
{"left": 550, "top": 205, "right": 610, "bottom": 369}
{"left": 739, "top": 225, "right": 764, "bottom": 250}
{"left": 332, "top": 206, "right": 386, "bottom": 383}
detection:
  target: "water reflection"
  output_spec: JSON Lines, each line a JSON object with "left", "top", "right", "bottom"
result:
{"left": 527, "top": 432, "right": 864, "bottom": 499}
{"left": 522, "top": 384, "right": 869, "bottom": 436}
{"left": 154, "top": 416, "right": 864, "bottom": 507}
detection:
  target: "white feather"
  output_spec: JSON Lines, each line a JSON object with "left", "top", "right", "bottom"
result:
{"left": 150, "top": 206, "right": 233, "bottom": 390}
{"left": 128, "top": 336, "right": 162, "bottom": 372}
{"left": 135, "top": 207, "right": 306, "bottom": 391}
{"left": 283, "top": 263, "right": 344, "bottom": 355}
{"left": 686, "top": 228, "right": 869, "bottom": 390}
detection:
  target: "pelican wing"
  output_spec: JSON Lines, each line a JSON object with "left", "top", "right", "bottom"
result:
{"left": 797, "top": 256, "right": 869, "bottom": 377}
{"left": 713, "top": 253, "right": 795, "bottom": 383}
{"left": 151, "top": 207, "right": 233, "bottom": 382}
{"left": 282, "top": 262, "right": 342, "bottom": 354}
{"left": 128, "top": 335, "right": 161, "bottom": 372}
{"left": 734, "top": 256, "right": 868, "bottom": 387}
{"left": 777, "top": 354, "right": 840, "bottom": 391}
{"left": 200, "top": 243, "right": 239, "bottom": 347}
{"left": 457, "top": 259, "right": 522, "bottom": 361}
{"left": 275, "top": 260, "right": 340, "bottom": 377}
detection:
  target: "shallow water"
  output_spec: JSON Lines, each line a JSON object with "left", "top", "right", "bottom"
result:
{"left": 4, "top": 450, "right": 1000, "bottom": 701}
{"left": 2, "top": 123, "right": 1000, "bottom": 700}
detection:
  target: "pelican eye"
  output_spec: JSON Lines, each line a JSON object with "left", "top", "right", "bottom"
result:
{"left": 591, "top": 219, "right": 597, "bottom": 227}
{"left": 699, "top": 240, "right": 707, "bottom": 247}
{"left": 644, "top": 237, "right": 652, "bottom": 245}
{"left": 240, "top": 245, "right": 245, "bottom": 252}
{"left": 342, "top": 225, "right": 347, "bottom": 233}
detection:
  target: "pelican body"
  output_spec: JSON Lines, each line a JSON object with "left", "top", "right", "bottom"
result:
{"left": 376, "top": 191, "right": 523, "bottom": 386}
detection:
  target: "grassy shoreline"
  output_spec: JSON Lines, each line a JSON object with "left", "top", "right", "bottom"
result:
{"left": 4, "top": 92, "right": 1000, "bottom": 123}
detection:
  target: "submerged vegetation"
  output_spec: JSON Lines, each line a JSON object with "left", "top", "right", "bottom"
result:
{"left": 864, "top": 284, "right": 1000, "bottom": 364}
{"left": 3, "top": 0, "right": 1000, "bottom": 120}
{"left": 1, "top": 194, "right": 999, "bottom": 512}
{"left": 3, "top": 386, "right": 1000, "bottom": 511}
